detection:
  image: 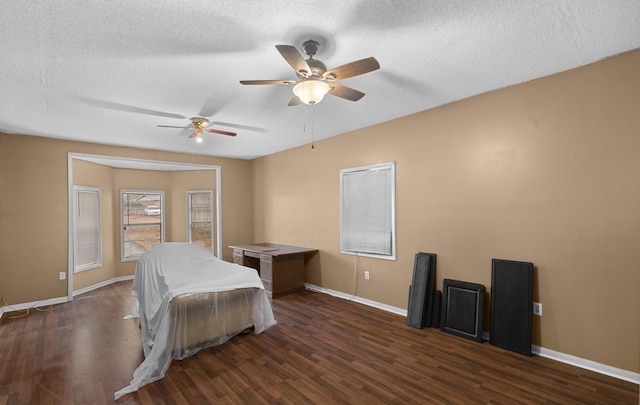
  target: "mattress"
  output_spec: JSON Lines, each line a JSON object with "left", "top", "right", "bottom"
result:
{"left": 170, "top": 289, "right": 257, "bottom": 358}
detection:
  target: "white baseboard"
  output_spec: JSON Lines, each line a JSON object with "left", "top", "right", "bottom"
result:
{"left": 305, "top": 283, "right": 407, "bottom": 316}
{"left": 532, "top": 345, "right": 639, "bottom": 385}
{"left": 304, "top": 283, "right": 640, "bottom": 386}
{"left": 72, "top": 275, "right": 134, "bottom": 297}
{"left": 0, "top": 275, "right": 134, "bottom": 320}
{"left": 0, "top": 296, "right": 69, "bottom": 319}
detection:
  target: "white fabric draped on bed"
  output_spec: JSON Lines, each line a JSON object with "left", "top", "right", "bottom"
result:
{"left": 115, "top": 243, "right": 276, "bottom": 399}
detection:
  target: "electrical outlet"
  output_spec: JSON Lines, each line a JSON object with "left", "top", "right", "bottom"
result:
{"left": 364, "top": 271, "right": 370, "bottom": 280}
{"left": 59, "top": 272, "right": 66, "bottom": 280}
{"left": 533, "top": 302, "right": 542, "bottom": 316}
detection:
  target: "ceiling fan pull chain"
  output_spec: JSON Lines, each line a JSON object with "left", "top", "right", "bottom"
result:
{"left": 311, "top": 103, "right": 315, "bottom": 149}
{"left": 302, "top": 108, "right": 307, "bottom": 139}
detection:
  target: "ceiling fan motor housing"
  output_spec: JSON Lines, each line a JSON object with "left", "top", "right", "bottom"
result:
{"left": 190, "top": 117, "right": 208, "bottom": 127}
{"left": 302, "top": 40, "right": 320, "bottom": 57}
{"left": 302, "top": 40, "right": 327, "bottom": 79}
{"left": 306, "top": 59, "right": 328, "bottom": 78}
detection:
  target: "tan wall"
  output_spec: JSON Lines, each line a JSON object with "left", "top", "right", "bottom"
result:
{"left": 252, "top": 50, "right": 640, "bottom": 373}
{"left": 0, "top": 137, "right": 71, "bottom": 302}
{"left": 0, "top": 136, "right": 253, "bottom": 302}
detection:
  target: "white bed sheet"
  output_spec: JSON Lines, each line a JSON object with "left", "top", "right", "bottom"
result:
{"left": 115, "top": 243, "right": 276, "bottom": 399}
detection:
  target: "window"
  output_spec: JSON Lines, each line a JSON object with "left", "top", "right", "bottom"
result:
{"left": 187, "top": 190, "right": 214, "bottom": 253}
{"left": 340, "top": 162, "right": 396, "bottom": 260}
{"left": 73, "top": 186, "right": 102, "bottom": 271}
{"left": 121, "top": 190, "right": 165, "bottom": 260}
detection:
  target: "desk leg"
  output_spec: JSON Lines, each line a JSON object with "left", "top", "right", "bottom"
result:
{"left": 270, "top": 254, "right": 305, "bottom": 298}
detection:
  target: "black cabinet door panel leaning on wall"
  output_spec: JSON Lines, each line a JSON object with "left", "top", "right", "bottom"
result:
{"left": 407, "top": 252, "right": 437, "bottom": 329}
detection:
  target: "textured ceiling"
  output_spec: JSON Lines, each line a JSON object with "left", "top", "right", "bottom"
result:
{"left": 1, "top": 1, "right": 639, "bottom": 160}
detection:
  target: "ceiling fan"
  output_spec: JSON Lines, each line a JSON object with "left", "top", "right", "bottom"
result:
{"left": 240, "top": 40, "right": 380, "bottom": 106}
{"left": 157, "top": 117, "right": 236, "bottom": 142}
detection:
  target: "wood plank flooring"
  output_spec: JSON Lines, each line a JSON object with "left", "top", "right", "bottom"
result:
{"left": 1, "top": 280, "right": 637, "bottom": 404}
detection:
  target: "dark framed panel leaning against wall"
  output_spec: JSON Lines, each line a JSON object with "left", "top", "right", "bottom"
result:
{"left": 440, "top": 279, "right": 485, "bottom": 343}
{"left": 490, "top": 258, "right": 534, "bottom": 356}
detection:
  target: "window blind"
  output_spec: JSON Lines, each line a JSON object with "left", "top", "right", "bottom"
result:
{"left": 74, "top": 186, "right": 101, "bottom": 271}
{"left": 341, "top": 162, "right": 395, "bottom": 259}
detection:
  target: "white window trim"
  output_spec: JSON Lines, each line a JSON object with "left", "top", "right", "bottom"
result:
{"left": 186, "top": 190, "right": 215, "bottom": 254}
{"left": 73, "top": 185, "right": 102, "bottom": 272}
{"left": 120, "top": 189, "right": 165, "bottom": 262}
{"left": 68, "top": 153, "right": 223, "bottom": 302}
{"left": 340, "top": 161, "right": 396, "bottom": 261}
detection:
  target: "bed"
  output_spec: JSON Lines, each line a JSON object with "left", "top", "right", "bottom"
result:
{"left": 115, "top": 243, "right": 276, "bottom": 399}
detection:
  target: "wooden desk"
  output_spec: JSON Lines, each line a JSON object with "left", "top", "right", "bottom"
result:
{"left": 229, "top": 243, "right": 317, "bottom": 298}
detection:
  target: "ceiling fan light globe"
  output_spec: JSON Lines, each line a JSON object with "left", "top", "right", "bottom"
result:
{"left": 196, "top": 136, "right": 203, "bottom": 143}
{"left": 293, "top": 80, "right": 330, "bottom": 105}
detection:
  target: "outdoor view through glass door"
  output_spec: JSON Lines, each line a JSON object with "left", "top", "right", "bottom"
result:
{"left": 121, "top": 190, "right": 165, "bottom": 260}
{"left": 187, "top": 190, "right": 214, "bottom": 253}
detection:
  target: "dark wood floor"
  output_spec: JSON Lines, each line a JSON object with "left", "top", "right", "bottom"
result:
{"left": 0, "top": 281, "right": 637, "bottom": 404}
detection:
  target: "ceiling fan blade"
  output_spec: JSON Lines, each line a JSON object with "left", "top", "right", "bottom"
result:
{"left": 78, "top": 97, "right": 186, "bottom": 119}
{"left": 211, "top": 121, "right": 266, "bottom": 133}
{"left": 240, "top": 80, "right": 296, "bottom": 85}
{"left": 324, "top": 57, "right": 380, "bottom": 81}
{"left": 157, "top": 125, "right": 188, "bottom": 129}
{"left": 179, "top": 128, "right": 195, "bottom": 138}
{"left": 206, "top": 128, "right": 237, "bottom": 137}
{"left": 328, "top": 83, "right": 366, "bottom": 102}
{"left": 276, "top": 45, "right": 311, "bottom": 77}
{"left": 197, "top": 96, "right": 225, "bottom": 118}
{"left": 287, "top": 94, "right": 302, "bottom": 106}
